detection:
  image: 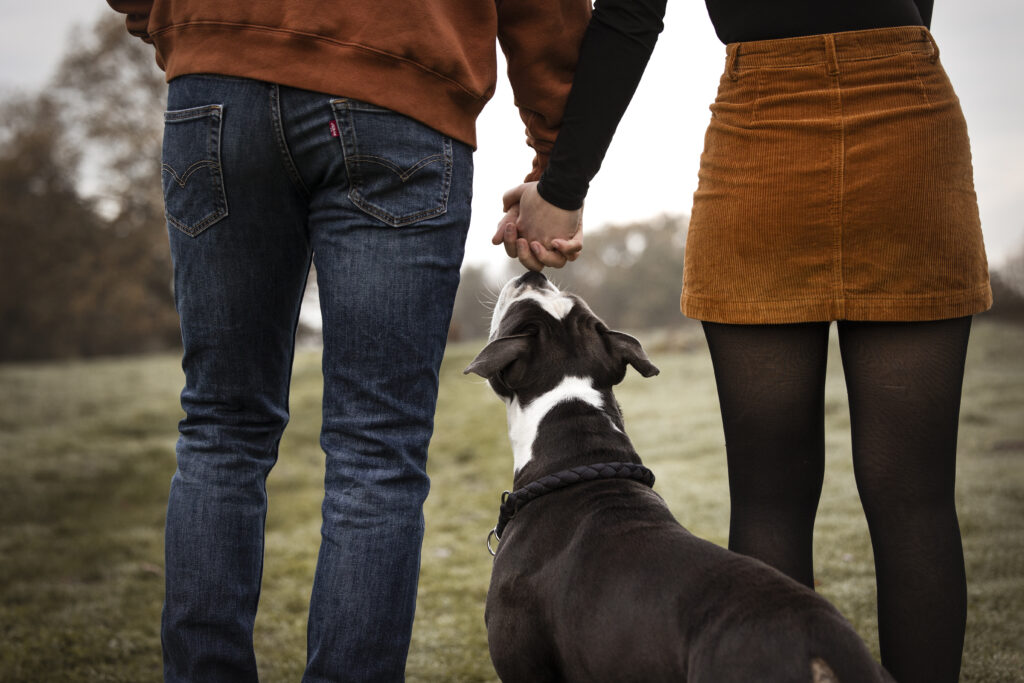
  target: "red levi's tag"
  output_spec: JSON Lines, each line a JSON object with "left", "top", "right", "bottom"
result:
{"left": 328, "top": 120, "right": 340, "bottom": 138}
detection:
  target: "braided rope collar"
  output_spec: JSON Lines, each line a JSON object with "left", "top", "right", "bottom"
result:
{"left": 487, "top": 462, "right": 656, "bottom": 556}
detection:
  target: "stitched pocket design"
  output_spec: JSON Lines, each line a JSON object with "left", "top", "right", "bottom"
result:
{"left": 162, "top": 104, "right": 228, "bottom": 237}
{"left": 331, "top": 99, "right": 452, "bottom": 227}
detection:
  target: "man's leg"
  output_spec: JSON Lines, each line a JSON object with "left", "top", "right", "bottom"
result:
{"left": 296, "top": 98, "right": 474, "bottom": 681}
{"left": 160, "top": 75, "right": 312, "bottom": 682}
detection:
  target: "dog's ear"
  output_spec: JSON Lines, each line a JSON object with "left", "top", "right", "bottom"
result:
{"left": 464, "top": 334, "right": 533, "bottom": 379}
{"left": 604, "top": 330, "right": 659, "bottom": 378}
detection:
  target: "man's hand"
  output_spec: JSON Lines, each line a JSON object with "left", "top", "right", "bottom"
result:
{"left": 491, "top": 182, "right": 583, "bottom": 271}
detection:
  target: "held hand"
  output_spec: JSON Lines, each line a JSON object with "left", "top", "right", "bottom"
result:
{"left": 503, "top": 182, "right": 582, "bottom": 250}
{"left": 492, "top": 182, "right": 583, "bottom": 271}
{"left": 493, "top": 204, "right": 521, "bottom": 259}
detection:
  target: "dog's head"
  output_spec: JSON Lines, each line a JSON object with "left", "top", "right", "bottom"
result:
{"left": 464, "top": 271, "right": 658, "bottom": 404}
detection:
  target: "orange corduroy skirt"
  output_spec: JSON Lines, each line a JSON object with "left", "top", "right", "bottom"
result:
{"left": 680, "top": 26, "right": 992, "bottom": 323}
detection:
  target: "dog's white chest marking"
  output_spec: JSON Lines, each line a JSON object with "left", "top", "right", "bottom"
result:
{"left": 506, "top": 376, "right": 619, "bottom": 474}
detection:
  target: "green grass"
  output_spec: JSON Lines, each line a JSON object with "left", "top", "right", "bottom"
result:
{"left": 1, "top": 320, "right": 1022, "bottom": 682}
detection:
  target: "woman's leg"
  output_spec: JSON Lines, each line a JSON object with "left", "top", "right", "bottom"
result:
{"left": 838, "top": 317, "right": 971, "bottom": 683}
{"left": 702, "top": 321, "right": 831, "bottom": 588}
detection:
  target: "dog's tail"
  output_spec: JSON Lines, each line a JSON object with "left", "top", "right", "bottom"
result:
{"left": 810, "top": 659, "right": 838, "bottom": 683}
{"left": 809, "top": 624, "right": 896, "bottom": 683}
{"left": 811, "top": 656, "right": 895, "bottom": 683}
{"left": 692, "top": 608, "right": 896, "bottom": 683}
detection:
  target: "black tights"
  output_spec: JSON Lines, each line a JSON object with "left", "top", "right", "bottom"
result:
{"left": 702, "top": 317, "right": 972, "bottom": 683}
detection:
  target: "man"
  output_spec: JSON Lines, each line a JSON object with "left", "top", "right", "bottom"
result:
{"left": 106, "top": 1, "right": 590, "bottom": 680}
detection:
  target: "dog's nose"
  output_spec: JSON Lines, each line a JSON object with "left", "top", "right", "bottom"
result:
{"left": 515, "top": 271, "right": 549, "bottom": 290}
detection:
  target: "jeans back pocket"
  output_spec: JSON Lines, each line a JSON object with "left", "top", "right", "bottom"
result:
{"left": 162, "top": 104, "right": 228, "bottom": 237}
{"left": 331, "top": 99, "right": 453, "bottom": 227}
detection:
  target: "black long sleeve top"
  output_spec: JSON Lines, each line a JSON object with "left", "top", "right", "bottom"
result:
{"left": 537, "top": 0, "right": 934, "bottom": 210}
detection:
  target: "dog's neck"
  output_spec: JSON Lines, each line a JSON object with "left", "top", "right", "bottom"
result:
{"left": 507, "top": 376, "right": 640, "bottom": 489}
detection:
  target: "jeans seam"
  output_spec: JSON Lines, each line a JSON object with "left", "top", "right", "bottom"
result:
{"left": 269, "top": 84, "right": 310, "bottom": 198}
{"left": 346, "top": 153, "right": 448, "bottom": 181}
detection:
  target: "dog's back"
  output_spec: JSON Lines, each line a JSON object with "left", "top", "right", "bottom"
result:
{"left": 487, "top": 482, "right": 891, "bottom": 682}
{"left": 682, "top": 547, "right": 890, "bottom": 683}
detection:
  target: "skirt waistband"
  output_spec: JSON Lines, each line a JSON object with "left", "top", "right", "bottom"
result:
{"left": 726, "top": 26, "right": 938, "bottom": 76}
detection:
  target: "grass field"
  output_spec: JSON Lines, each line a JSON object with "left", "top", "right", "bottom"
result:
{"left": 0, "top": 319, "right": 1021, "bottom": 682}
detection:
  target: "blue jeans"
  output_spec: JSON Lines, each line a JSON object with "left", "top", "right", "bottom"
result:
{"left": 160, "top": 75, "right": 473, "bottom": 682}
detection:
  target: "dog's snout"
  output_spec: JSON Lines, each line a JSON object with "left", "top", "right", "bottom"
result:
{"left": 514, "top": 271, "right": 550, "bottom": 290}
{"left": 490, "top": 271, "right": 566, "bottom": 340}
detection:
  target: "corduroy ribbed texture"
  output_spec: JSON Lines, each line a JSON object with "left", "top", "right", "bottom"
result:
{"left": 681, "top": 26, "right": 992, "bottom": 323}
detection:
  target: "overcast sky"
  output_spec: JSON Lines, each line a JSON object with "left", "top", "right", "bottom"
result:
{"left": 2, "top": 1, "right": 1020, "bottom": 269}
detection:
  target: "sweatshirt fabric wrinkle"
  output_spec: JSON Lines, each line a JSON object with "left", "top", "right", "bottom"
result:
{"left": 150, "top": 21, "right": 489, "bottom": 99}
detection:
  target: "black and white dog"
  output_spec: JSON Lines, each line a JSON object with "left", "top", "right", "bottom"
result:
{"left": 465, "top": 271, "right": 893, "bottom": 683}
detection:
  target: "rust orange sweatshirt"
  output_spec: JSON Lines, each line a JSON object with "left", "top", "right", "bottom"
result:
{"left": 106, "top": 0, "right": 591, "bottom": 180}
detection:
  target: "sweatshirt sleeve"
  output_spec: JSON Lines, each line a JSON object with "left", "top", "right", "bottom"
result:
{"left": 106, "top": 0, "right": 155, "bottom": 42}
{"left": 537, "top": 0, "right": 667, "bottom": 209}
{"left": 497, "top": 0, "right": 592, "bottom": 182}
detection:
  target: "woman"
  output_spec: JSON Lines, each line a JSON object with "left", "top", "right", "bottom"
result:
{"left": 497, "top": 2, "right": 991, "bottom": 682}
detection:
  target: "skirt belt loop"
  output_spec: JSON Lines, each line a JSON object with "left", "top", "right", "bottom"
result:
{"left": 726, "top": 44, "right": 739, "bottom": 81}
{"left": 824, "top": 34, "right": 840, "bottom": 76}
{"left": 924, "top": 28, "right": 940, "bottom": 63}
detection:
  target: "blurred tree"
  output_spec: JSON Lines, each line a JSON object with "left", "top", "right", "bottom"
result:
{"left": 53, "top": 13, "right": 166, "bottom": 229}
{"left": 1, "top": 94, "right": 96, "bottom": 359}
{"left": 448, "top": 265, "right": 504, "bottom": 342}
{"left": 989, "top": 241, "right": 1024, "bottom": 323}
{"left": 552, "top": 214, "right": 690, "bottom": 332}
{"left": 0, "top": 15, "right": 179, "bottom": 361}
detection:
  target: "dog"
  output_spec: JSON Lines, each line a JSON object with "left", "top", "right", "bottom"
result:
{"left": 465, "top": 271, "right": 893, "bottom": 683}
